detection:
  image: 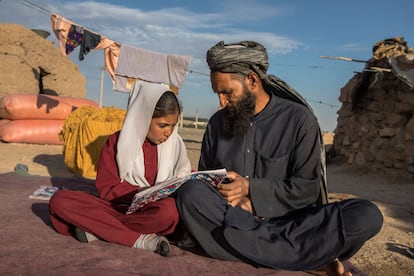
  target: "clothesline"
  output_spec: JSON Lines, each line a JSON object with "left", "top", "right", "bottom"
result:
{"left": 52, "top": 14, "right": 338, "bottom": 108}
{"left": 17, "top": 1, "right": 190, "bottom": 93}
{"left": 18, "top": 0, "right": 340, "bottom": 108}
{"left": 19, "top": 0, "right": 50, "bottom": 16}
{"left": 50, "top": 12, "right": 191, "bottom": 94}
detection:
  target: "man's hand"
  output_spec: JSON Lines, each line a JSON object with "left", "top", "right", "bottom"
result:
{"left": 217, "top": 171, "right": 252, "bottom": 213}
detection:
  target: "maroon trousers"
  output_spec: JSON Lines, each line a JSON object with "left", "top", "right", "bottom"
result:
{"left": 49, "top": 190, "right": 179, "bottom": 247}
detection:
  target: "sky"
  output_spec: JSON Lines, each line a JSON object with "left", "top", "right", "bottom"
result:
{"left": 1, "top": 0, "right": 413, "bottom": 131}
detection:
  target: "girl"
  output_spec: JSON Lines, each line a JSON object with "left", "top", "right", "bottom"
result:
{"left": 49, "top": 81, "right": 191, "bottom": 256}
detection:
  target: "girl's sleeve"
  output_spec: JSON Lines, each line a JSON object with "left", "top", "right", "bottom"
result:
{"left": 95, "top": 132, "right": 138, "bottom": 204}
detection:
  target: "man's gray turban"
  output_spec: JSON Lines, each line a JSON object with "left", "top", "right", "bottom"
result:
{"left": 206, "top": 41, "right": 269, "bottom": 79}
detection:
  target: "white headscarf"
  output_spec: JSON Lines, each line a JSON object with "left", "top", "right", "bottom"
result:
{"left": 116, "top": 81, "right": 191, "bottom": 187}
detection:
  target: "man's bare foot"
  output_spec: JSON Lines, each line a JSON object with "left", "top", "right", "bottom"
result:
{"left": 313, "top": 259, "right": 352, "bottom": 276}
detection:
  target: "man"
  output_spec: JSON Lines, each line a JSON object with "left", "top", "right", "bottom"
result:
{"left": 176, "top": 41, "right": 383, "bottom": 275}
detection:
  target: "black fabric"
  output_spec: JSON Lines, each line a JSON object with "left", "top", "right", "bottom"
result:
{"left": 79, "top": 29, "right": 101, "bottom": 60}
{"left": 176, "top": 179, "right": 243, "bottom": 262}
{"left": 222, "top": 198, "right": 383, "bottom": 271}
{"left": 222, "top": 202, "right": 343, "bottom": 270}
{"left": 199, "top": 94, "right": 321, "bottom": 219}
{"left": 177, "top": 179, "right": 382, "bottom": 272}
{"left": 263, "top": 75, "right": 328, "bottom": 205}
{"left": 338, "top": 199, "right": 384, "bottom": 261}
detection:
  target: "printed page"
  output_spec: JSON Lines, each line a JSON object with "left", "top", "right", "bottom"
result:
{"left": 126, "top": 168, "right": 226, "bottom": 214}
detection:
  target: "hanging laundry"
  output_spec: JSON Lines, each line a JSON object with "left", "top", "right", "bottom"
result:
{"left": 66, "top": 24, "right": 83, "bottom": 55}
{"left": 94, "top": 37, "right": 121, "bottom": 81}
{"left": 51, "top": 13, "right": 121, "bottom": 80}
{"left": 50, "top": 12, "right": 190, "bottom": 93}
{"left": 50, "top": 13, "right": 74, "bottom": 56}
{"left": 114, "top": 44, "right": 191, "bottom": 92}
{"left": 79, "top": 29, "right": 101, "bottom": 60}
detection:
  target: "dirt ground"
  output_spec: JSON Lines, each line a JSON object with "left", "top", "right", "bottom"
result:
{"left": 0, "top": 127, "right": 413, "bottom": 276}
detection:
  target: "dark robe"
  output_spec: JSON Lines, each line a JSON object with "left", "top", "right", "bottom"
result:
{"left": 177, "top": 92, "right": 382, "bottom": 270}
{"left": 199, "top": 93, "right": 322, "bottom": 218}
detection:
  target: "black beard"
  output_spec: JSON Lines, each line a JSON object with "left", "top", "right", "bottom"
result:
{"left": 222, "top": 88, "right": 256, "bottom": 137}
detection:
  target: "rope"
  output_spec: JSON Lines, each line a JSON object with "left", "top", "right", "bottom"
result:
{"left": 19, "top": 0, "right": 51, "bottom": 15}
{"left": 12, "top": 0, "right": 341, "bottom": 109}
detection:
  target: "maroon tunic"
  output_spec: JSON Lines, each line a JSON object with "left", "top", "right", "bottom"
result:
{"left": 49, "top": 132, "right": 179, "bottom": 247}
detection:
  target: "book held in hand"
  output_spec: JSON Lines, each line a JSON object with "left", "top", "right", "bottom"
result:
{"left": 126, "top": 168, "right": 227, "bottom": 214}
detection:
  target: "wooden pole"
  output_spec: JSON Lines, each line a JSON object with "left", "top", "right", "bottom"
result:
{"left": 179, "top": 112, "right": 184, "bottom": 128}
{"left": 195, "top": 109, "right": 199, "bottom": 129}
{"left": 320, "top": 56, "right": 367, "bottom": 63}
{"left": 99, "top": 66, "right": 105, "bottom": 108}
